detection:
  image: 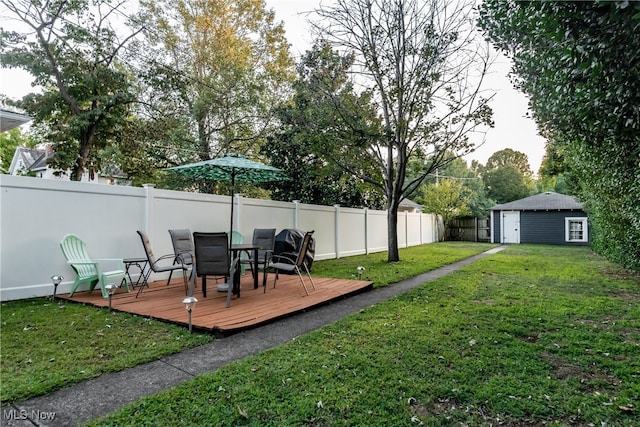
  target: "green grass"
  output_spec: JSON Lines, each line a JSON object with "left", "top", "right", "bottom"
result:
{"left": 312, "top": 241, "right": 498, "bottom": 286}
{"left": 0, "top": 300, "right": 213, "bottom": 404}
{"left": 0, "top": 242, "right": 492, "bottom": 405}
{"left": 87, "top": 245, "right": 639, "bottom": 426}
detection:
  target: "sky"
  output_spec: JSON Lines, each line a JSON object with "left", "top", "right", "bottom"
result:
{"left": 0, "top": 0, "right": 547, "bottom": 174}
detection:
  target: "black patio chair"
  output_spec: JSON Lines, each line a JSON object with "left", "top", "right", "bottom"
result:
{"left": 193, "top": 232, "right": 239, "bottom": 307}
{"left": 267, "top": 230, "right": 316, "bottom": 295}
{"left": 239, "top": 228, "right": 276, "bottom": 289}
{"left": 136, "top": 230, "right": 188, "bottom": 298}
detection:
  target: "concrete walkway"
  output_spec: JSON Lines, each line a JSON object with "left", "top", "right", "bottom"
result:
{"left": 2, "top": 246, "right": 505, "bottom": 427}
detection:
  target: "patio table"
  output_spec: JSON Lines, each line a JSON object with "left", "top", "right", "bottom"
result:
{"left": 187, "top": 243, "right": 260, "bottom": 298}
{"left": 230, "top": 243, "right": 260, "bottom": 290}
{"left": 122, "top": 257, "right": 148, "bottom": 289}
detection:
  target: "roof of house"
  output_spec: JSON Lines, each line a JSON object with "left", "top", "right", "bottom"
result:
{"left": 1, "top": 109, "right": 32, "bottom": 132}
{"left": 399, "top": 198, "right": 422, "bottom": 210}
{"left": 491, "top": 192, "right": 583, "bottom": 211}
{"left": 9, "top": 146, "right": 48, "bottom": 175}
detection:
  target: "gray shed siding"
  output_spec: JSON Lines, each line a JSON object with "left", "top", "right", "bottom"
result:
{"left": 521, "top": 211, "right": 577, "bottom": 244}
{"left": 493, "top": 209, "right": 589, "bottom": 245}
{"left": 492, "top": 214, "right": 501, "bottom": 243}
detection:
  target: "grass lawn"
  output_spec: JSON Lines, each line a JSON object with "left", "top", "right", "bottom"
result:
{"left": 0, "top": 299, "right": 213, "bottom": 404}
{"left": 0, "top": 242, "right": 492, "bottom": 405}
{"left": 86, "top": 245, "right": 639, "bottom": 426}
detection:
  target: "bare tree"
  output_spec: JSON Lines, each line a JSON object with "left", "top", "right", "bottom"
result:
{"left": 313, "top": 0, "right": 493, "bottom": 261}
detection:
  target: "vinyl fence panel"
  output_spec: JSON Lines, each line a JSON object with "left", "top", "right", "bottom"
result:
{"left": 0, "top": 175, "right": 440, "bottom": 301}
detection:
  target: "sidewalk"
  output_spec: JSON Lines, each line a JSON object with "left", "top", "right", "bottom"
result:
{"left": 3, "top": 246, "right": 505, "bottom": 426}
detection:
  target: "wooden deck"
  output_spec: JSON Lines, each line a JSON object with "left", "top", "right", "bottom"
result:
{"left": 60, "top": 273, "right": 373, "bottom": 336}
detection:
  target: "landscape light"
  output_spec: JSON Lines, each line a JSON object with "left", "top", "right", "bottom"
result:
{"left": 105, "top": 283, "right": 117, "bottom": 313}
{"left": 182, "top": 296, "right": 198, "bottom": 333}
{"left": 51, "top": 275, "right": 64, "bottom": 301}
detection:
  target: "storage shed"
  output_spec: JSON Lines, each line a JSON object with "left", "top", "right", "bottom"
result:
{"left": 491, "top": 192, "right": 589, "bottom": 245}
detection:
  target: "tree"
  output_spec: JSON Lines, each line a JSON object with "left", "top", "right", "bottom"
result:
{"left": 136, "top": 0, "right": 294, "bottom": 173}
{"left": 417, "top": 179, "right": 471, "bottom": 239}
{"left": 313, "top": 0, "right": 494, "bottom": 262}
{"left": 0, "top": 0, "right": 142, "bottom": 181}
{"left": 262, "top": 41, "right": 385, "bottom": 209}
{"left": 479, "top": 1, "right": 640, "bottom": 269}
{"left": 481, "top": 149, "right": 533, "bottom": 203}
{"left": 0, "top": 126, "right": 33, "bottom": 173}
{"left": 412, "top": 155, "right": 493, "bottom": 217}
{"left": 537, "top": 142, "right": 579, "bottom": 195}
{"left": 483, "top": 165, "right": 532, "bottom": 204}
{"left": 485, "top": 148, "right": 532, "bottom": 178}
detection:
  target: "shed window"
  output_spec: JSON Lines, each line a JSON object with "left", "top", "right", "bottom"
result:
{"left": 565, "top": 217, "right": 588, "bottom": 242}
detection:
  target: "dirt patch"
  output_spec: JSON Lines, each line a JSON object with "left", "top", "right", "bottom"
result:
{"left": 410, "top": 397, "right": 557, "bottom": 426}
{"left": 539, "top": 352, "right": 621, "bottom": 388}
{"left": 575, "top": 317, "right": 615, "bottom": 328}
{"left": 540, "top": 352, "right": 584, "bottom": 380}
{"left": 599, "top": 266, "right": 640, "bottom": 283}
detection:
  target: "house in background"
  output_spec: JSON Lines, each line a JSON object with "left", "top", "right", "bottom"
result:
{"left": 2, "top": 109, "right": 128, "bottom": 185}
{"left": 398, "top": 198, "right": 422, "bottom": 213}
{"left": 7, "top": 143, "right": 123, "bottom": 184}
{"left": 491, "top": 192, "right": 589, "bottom": 245}
{"left": 9, "top": 144, "right": 55, "bottom": 179}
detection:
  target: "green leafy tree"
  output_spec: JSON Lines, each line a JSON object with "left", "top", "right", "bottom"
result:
{"left": 0, "top": 0, "right": 142, "bottom": 181}
{"left": 313, "top": 0, "right": 494, "bottom": 262}
{"left": 537, "top": 142, "right": 579, "bottom": 195}
{"left": 412, "top": 155, "right": 493, "bottom": 217}
{"left": 262, "top": 41, "right": 385, "bottom": 209}
{"left": 479, "top": 1, "right": 640, "bottom": 269}
{"left": 0, "top": 127, "right": 34, "bottom": 173}
{"left": 417, "top": 179, "right": 471, "bottom": 240}
{"left": 137, "top": 0, "right": 294, "bottom": 176}
{"left": 481, "top": 149, "right": 533, "bottom": 203}
{"left": 484, "top": 165, "right": 532, "bottom": 204}
{"left": 485, "top": 148, "right": 532, "bottom": 178}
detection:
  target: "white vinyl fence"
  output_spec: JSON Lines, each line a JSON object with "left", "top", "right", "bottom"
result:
{"left": 0, "top": 175, "right": 442, "bottom": 301}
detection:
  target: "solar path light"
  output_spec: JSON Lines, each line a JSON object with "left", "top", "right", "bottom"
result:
{"left": 105, "top": 283, "right": 117, "bottom": 313}
{"left": 182, "top": 296, "right": 198, "bottom": 333}
{"left": 51, "top": 275, "right": 64, "bottom": 301}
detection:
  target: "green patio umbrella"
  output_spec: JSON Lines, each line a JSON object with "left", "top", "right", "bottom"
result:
{"left": 168, "top": 153, "right": 287, "bottom": 234}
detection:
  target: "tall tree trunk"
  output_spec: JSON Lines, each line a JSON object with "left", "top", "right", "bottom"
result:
{"left": 197, "top": 118, "right": 209, "bottom": 161}
{"left": 387, "top": 205, "right": 400, "bottom": 262}
{"left": 72, "top": 131, "right": 93, "bottom": 181}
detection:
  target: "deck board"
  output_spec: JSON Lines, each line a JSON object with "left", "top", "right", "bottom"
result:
{"left": 60, "top": 273, "right": 373, "bottom": 336}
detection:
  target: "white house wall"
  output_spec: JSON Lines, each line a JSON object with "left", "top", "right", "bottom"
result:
{"left": 0, "top": 175, "right": 442, "bottom": 301}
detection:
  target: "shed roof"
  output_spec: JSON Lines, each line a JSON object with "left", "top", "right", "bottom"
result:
{"left": 491, "top": 192, "right": 583, "bottom": 211}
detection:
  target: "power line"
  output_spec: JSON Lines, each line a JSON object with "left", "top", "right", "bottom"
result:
{"left": 426, "top": 173, "right": 481, "bottom": 180}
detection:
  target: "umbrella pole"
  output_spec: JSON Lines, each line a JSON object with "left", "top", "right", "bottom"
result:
{"left": 228, "top": 172, "right": 236, "bottom": 306}
{"left": 229, "top": 172, "right": 235, "bottom": 234}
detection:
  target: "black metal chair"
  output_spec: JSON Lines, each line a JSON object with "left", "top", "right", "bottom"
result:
{"left": 136, "top": 230, "right": 188, "bottom": 298}
{"left": 268, "top": 230, "right": 316, "bottom": 295}
{"left": 239, "top": 228, "right": 276, "bottom": 289}
{"left": 193, "top": 232, "right": 239, "bottom": 307}
{"left": 168, "top": 229, "right": 194, "bottom": 284}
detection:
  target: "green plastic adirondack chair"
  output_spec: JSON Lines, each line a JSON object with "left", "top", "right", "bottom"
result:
{"left": 60, "top": 234, "right": 127, "bottom": 298}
